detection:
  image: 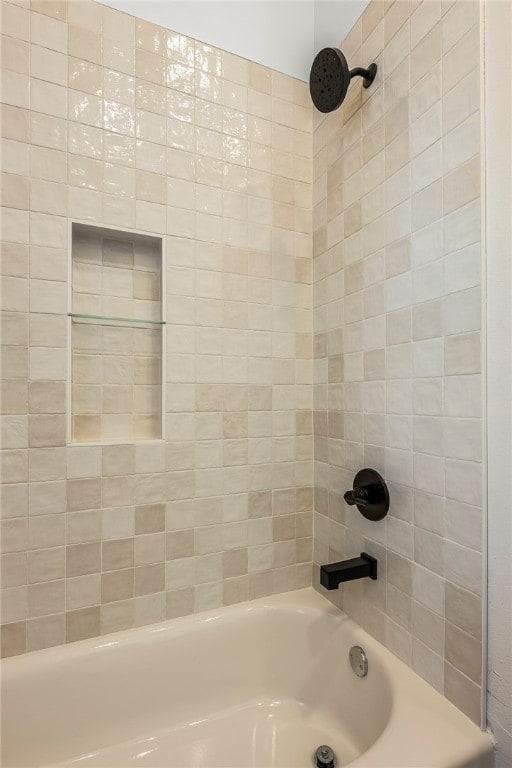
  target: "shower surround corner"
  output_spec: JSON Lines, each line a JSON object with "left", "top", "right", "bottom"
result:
{"left": 0, "top": 0, "right": 488, "bottom": 736}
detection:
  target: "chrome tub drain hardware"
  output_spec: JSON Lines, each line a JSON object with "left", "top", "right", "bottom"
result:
{"left": 349, "top": 645, "right": 368, "bottom": 678}
{"left": 314, "top": 744, "right": 337, "bottom": 768}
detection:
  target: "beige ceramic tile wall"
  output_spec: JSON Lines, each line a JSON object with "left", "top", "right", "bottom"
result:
{"left": 0, "top": 0, "right": 313, "bottom": 656}
{"left": 0, "top": 0, "right": 486, "bottom": 729}
{"left": 313, "top": 0, "right": 483, "bottom": 723}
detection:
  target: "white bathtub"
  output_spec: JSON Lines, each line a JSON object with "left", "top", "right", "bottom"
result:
{"left": 1, "top": 588, "right": 493, "bottom": 768}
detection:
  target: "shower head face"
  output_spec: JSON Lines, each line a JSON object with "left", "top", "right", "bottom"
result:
{"left": 309, "top": 47, "right": 350, "bottom": 113}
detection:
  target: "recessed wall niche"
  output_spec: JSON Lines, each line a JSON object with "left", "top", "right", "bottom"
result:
{"left": 69, "top": 223, "right": 165, "bottom": 443}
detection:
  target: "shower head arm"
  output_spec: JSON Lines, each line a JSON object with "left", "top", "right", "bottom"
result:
{"left": 349, "top": 63, "right": 378, "bottom": 89}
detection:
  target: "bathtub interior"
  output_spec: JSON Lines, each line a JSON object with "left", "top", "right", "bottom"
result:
{"left": 1, "top": 591, "right": 392, "bottom": 768}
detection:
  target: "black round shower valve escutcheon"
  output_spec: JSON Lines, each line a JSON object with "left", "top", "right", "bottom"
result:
{"left": 343, "top": 468, "right": 390, "bottom": 521}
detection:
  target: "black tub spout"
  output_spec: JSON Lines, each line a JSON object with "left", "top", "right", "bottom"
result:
{"left": 320, "top": 552, "right": 377, "bottom": 590}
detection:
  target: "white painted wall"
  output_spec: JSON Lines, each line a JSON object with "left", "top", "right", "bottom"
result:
{"left": 314, "top": 0, "right": 369, "bottom": 50}
{"left": 100, "top": 0, "right": 369, "bottom": 80}
{"left": 485, "top": 2, "right": 512, "bottom": 766}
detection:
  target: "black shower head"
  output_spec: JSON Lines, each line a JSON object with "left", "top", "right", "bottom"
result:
{"left": 309, "top": 47, "right": 377, "bottom": 113}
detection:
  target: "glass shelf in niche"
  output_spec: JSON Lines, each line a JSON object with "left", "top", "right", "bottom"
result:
{"left": 69, "top": 312, "right": 166, "bottom": 329}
